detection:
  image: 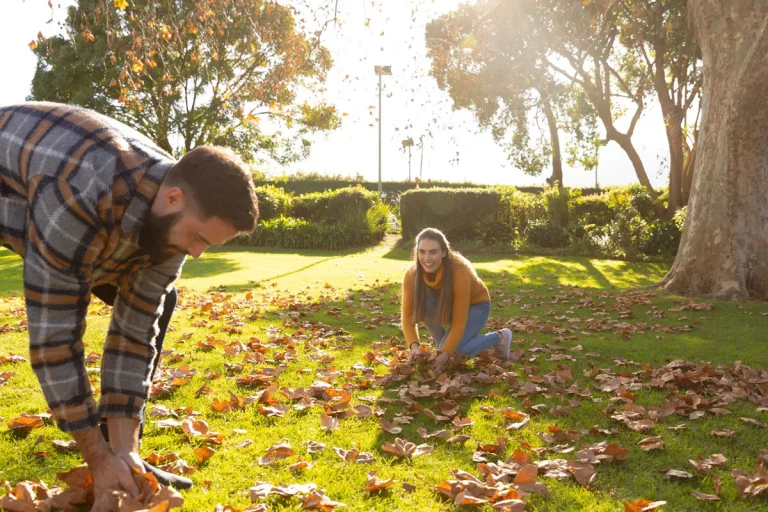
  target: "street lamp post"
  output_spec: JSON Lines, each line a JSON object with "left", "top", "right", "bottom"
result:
{"left": 374, "top": 65, "right": 391, "bottom": 195}
{"left": 402, "top": 137, "right": 414, "bottom": 180}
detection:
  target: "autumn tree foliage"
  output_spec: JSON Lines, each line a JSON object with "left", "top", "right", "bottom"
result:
{"left": 30, "top": 0, "right": 340, "bottom": 162}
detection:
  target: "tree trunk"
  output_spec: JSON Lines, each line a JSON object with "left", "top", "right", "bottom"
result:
{"left": 664, "top": 119, "right": 686, "bottom": 219}
{"left": 662, "top": 0, "right": 768, "bottom": 300}
{"left": 542, "top": 97, "right": 564, "bottom": 187}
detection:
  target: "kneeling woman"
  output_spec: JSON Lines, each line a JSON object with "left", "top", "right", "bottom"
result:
{"left": 402, "top": 227, "right": 512, "bottom": 359}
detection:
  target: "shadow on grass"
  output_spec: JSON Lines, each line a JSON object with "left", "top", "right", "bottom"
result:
{"left": 221, "top": 243, "right": 379, "bottom": 258}
{"left": 182, "top": 251, "right": 246, "bottom": 278}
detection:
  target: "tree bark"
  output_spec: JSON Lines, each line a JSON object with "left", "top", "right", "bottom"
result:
{"left": 542, "top": 97, "right": 564, "bottom": 187}
{"left": 662, "top": 0, "right": 768, "bottom": 300}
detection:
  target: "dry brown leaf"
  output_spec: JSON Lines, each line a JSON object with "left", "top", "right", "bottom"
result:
{"left": 321, "top": 414, "right": 339, "bottom": 431}
{"left": 664, "top": 470, "right": 694, "bottom": 479}
{"left": 692, "top": 491, "right": 720, "bottom": 502}
{"left": 567, "top": 460, "right": 596, "bottom": 487}
{"left": 305, "top": 441, "right": 326, "bottom": 453}
{"left": 637, "top": 437, "right": 664, "bottom": 451}
{"left": 194, "top": 446, "right": 216, "bottom": 464}
{"left": 8, "top": 414, "right": 44, "bottom": 431}
{"left": 364, "top": 471, "right": 395, "bottom": 492}
{"left": 379, "top": 417, "right": 402, "bottom": 434}
{"left": 513, "top": 464, "right": 538, "bottom": 485}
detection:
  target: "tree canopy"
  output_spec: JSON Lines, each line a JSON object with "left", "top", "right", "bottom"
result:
{"left": 30, "top": 0, "right": 340, "bottom": 163}
{"left": 426, "top": 0, "right": 701, "bottom": 215}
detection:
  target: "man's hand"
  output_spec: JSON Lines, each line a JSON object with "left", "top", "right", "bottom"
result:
{"left": 71, "top": 426, "right": 140, "bottom": 511}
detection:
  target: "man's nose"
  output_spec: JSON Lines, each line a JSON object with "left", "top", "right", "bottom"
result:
{"left": 188, "top": 242, "right": 208, "bottom": 259}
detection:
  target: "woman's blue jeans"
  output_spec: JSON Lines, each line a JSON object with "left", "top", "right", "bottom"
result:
{"left": 423, "top": 290, "right": 500, "bottom": 357}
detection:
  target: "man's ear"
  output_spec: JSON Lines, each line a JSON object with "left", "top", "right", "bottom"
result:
{"left": 154, "top": 186, "right": 186, "bottom": 215}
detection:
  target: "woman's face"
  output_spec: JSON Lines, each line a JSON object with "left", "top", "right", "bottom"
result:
{"left": 417, "top": 238, "right": 447, "bottom": 273}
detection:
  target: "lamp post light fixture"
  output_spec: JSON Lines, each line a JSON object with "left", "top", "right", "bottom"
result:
{"left": 402, "top": 137, "right": 414, "bottom": 180}
{"left": 374, "top": 65, "right": 391, "bottom": 195}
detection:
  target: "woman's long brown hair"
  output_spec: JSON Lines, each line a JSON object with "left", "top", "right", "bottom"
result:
{"left": 410, "top": 227, "right": 454, "bottom": 325}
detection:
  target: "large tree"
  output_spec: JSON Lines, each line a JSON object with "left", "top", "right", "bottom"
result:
{"left": 662, "top": 0, "right": 768, "bottom": 299}
{"left": 427, "top": 0, "right": 701, "bottom": 216}
{"left": 616, "top": 0, "right": 702, "bottom": 215}
{"left": 425, "top": 2, "right": 600, "bottom": 186}
{"left": 30, "top": 0, "right": 339, "bottom": 163}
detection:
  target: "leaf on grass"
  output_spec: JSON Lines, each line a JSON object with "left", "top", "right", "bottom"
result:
{"left": 623, "top": 499, "right": 666, "bottom": 511}
{"left": 265, "top": 442, "right": 295, "bottom": 460}
{"left": 664, "top": 470, "right": 694, "bottom": 479}
{"left": 637, "top": 437, "right": 664, "bottom": 451}
{"left": 513, "top": 464, "right": 538, "bottom": 485}
{"left": 193, "top": 446, "right": 215, "bottom": 464}
{"left": 381, "top": 438, "right": 433, "bottom": 459}
{"left": 379, "top": 417, "right": 402, "bottom": 434}
{"left": 52, "top": 440, "right": 78, "bottom": 451}
{"left": 305, "top": 441, "right": 326, "bottom": 453}
{"left": 354, "top": 405, "right": 373, "bottom": 419}
{"left": 181, "top": 418, "right": 209, "bottom": 437}
{"left": 692, "top": 491, "right": 720, "bottom": 502}
{"left": 321, "top": 414, "right": 339, "bottom": 431}
{"left": 365, "top": 471, "right": 395, "bottom": 492}
{"left": 709, "top": 428, "right": 734, "bottom": 438}
{"left": 452, "top": 417, "right": 474, "bottom": 430}
{"left": 333, "top": 447, "right": 359, "bottom": 463}
{"left": 740, "top": 417, "right": 767, "bottom": 428}
{"left": 289, "top": 459, "right": 316, "bottom": 471}
{"left": 567, "top": 461, "right": 596, "bottom": 487}
{"left": 301, "top": 490, "right": 346, "bottom": 511}
{"left": 8, "top": 414, "right": 44, "bottom": 431}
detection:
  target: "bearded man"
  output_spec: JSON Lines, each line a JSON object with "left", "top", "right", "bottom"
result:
{"left": 0, "top": 102, "right": 259, "bottom": 503}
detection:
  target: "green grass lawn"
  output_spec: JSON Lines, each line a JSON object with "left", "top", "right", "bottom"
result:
{"left": 1, "top": 241, "right": 767, "bottom": 511}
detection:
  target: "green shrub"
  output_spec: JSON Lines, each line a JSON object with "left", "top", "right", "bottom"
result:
{"left": 526, "top": 220, "right": 570, "bottom": 248}
{"left": 366, "top": 203, "right": 391, "bottom": 239}
{"left": 570, "top": 194, "right": 613, "bottom": 227}
{"left": 400, "top": 187, "right": 502, "bottom": 240}
{"left": 673, "top": 206, "right": 687, "bottom": 231}
{"left": 254, "top": 184, "right": 293, "bottom": 222}
{"left": 230, "top": 202, "right": 390, "bottom": 251}
{"left": 641, "top": 220, "right": 682, "bottom": 256}
{"left": 232, "top": 216, "right": 367, "bottom": 250}
{"left": 290, "top": 186, "right": 379, "bottom": 223}
{"left": 541, "top": 184, "right": 575, "bottom": 228}
{"left": 474, "top": 187, "right": 539, "bottom": 246}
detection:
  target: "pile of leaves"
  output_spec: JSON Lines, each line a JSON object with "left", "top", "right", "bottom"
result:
{"left": 0, "top": 465, "right": 182, "bottom": 511}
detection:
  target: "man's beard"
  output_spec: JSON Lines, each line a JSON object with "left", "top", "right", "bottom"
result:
{"left": 138, "top": 210, "right": 184, "bottom": 263}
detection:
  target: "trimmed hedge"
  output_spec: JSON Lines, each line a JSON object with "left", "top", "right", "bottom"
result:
{"left": 290, "top": 186, "right": 378, "bottom": 223}
{"left": 400, "top": 185, "right": 684, "bottom": 260}
{"left": 230, "top": 186, "right": 391, "bottom": 250}
{"left": 232, "top": 204, "right": 389, "bottom": 250}
{"left": 254, "top": 178, "right": 605, "bottom": 205}
{"left": 400, "top": 187, "right": 503, "bottom": 239}
{"left": 254, "top": 184, "right": 293, "bottom": 222}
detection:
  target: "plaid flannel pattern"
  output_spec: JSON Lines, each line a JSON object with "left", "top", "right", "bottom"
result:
{"left": 0, "top": 102, "right": 185, "bottom": 432}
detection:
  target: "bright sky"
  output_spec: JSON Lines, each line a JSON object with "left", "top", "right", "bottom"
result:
{"left": 1, "top": 0, "right": 671, "bottom": 188}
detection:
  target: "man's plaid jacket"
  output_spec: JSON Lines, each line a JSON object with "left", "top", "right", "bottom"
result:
{"left": 0, "top": 102, "right": 185, "bottom": 432}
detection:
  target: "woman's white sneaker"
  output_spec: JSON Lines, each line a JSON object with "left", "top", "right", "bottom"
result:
{"left": 498, "top": 328, "right": 512, "bottom": 360}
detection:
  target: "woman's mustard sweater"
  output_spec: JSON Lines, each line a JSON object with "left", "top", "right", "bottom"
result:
{"left": 401, "top": 254, "right": 491, "bottom": 354}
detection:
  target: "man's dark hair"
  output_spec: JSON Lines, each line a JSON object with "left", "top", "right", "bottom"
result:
{"left": 165, "top": 146, "right": 259, "bottom": 233}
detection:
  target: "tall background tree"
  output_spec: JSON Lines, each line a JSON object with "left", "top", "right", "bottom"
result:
{"left": 30, "top": 0, "right": 340, "bottom": 163}
{"left": 425, "top": 1, "right": 600, "bottom": 187}
{"left": 426, "top": 0, "right": 701, "bottom": 216}
{"left": 662, "top": 0, "right": 768, "bottom": 299}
